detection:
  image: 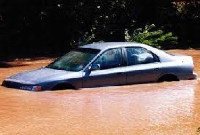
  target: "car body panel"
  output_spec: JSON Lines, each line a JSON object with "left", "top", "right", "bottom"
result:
{"left": 125, "top": 62, "right": 162, "bottom": 84}
{"left": 83, "top": 66, "right": 127, "bottom": 87}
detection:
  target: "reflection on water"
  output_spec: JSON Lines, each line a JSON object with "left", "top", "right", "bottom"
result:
{"left": 0, "top": 49, "right": 200, "bottom": 135}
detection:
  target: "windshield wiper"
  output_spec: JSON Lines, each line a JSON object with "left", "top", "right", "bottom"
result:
{"left": 47, "top": 65, "right": 66, "bottom": 71}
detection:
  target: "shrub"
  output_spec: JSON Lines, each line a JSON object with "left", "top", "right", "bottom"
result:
{"left": 125, "top": 24, "right": 178, "bottom": 49}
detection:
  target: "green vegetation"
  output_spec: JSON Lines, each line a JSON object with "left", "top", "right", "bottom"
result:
{"left": 125, "top": 24, "right": 178, "bottom": 49}
{"left": 0, "top": 0, "right": 199, "bottom": 59}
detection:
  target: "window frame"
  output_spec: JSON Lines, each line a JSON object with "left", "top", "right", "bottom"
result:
{"left": 92, "top": 48, "right": 125, "bottom": 70}
{"left": 124, "top": 47, "right": 160, "bottom": 66}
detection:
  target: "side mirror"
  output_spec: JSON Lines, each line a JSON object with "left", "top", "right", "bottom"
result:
{"left": 89, "top": 64, "right": 100, "bottom": 71}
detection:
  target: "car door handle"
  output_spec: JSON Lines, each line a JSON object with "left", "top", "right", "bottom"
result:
{"left": 116, "top": 72, "right": 124, "bottom": 75}
{"left": 153, "top": 68, "right": 159, "bottom": 71}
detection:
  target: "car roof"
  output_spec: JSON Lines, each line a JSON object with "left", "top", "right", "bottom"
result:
{"left": 80, "top": 42, "right": 150, "bottom": 51}
{"left": 80, "top": 42, "right": 174, "bottom": 62}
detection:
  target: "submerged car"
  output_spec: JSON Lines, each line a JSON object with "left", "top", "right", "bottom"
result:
{"left": 2, "top": 42, "right": 197, "bottom": 91}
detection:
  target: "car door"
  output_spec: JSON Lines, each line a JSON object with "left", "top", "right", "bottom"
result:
{"left": 125, "top": 47, "right": 161, "bottom": 84}
{"left": 83, "top": 48, "right": 126, "bottom": 88}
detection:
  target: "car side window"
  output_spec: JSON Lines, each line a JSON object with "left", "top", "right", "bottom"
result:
{"left": 93, "top": 48, "right": 122, "bottom": 70}
{"left": 126, "top": 47, "right": 158, "bottom": 66}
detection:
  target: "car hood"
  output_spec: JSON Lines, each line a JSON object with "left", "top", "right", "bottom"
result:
{"left": 5, "top": 67, "right": 80, "bottom": 84}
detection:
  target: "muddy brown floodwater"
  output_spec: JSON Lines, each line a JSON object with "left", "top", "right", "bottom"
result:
{"left": 0, "top": 50, "right": 200, "bottom": 135}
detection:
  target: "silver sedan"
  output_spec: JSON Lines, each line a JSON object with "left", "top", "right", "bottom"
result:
{"left": 2, "top": 42, "right": 198, "bottom": 91}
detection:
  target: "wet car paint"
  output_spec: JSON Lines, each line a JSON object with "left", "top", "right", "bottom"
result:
{"left": 0, "top": 49, "right": 199, "bottom": 135}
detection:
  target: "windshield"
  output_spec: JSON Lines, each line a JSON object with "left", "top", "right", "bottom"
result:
{"left": 47, "top": 48, "right": 100, "bottom": 71}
